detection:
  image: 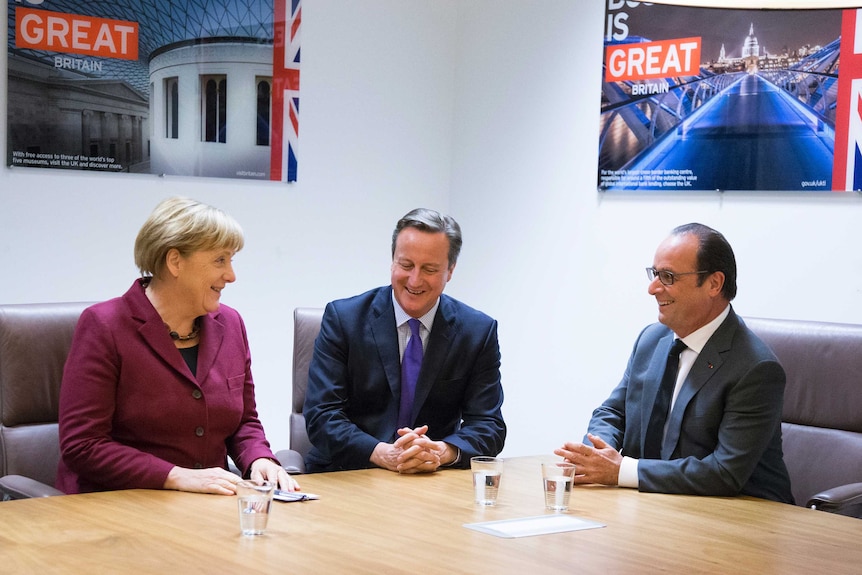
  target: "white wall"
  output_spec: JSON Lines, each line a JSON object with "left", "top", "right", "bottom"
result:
{"left": 0, "top": 0, "right": 457, "bottom": 454}
{"left": 450, "top": 0, "right": 862, "bottom": 459}
{"left": 2, "top": 0, "right": 862, "bottom": 461}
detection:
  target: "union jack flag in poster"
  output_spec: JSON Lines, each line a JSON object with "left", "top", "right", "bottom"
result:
{"left": 272, "top": 0, "right": 302, "bottom": 183}
{"left": 833, "top": 9, "right": 862, "bottom": 191}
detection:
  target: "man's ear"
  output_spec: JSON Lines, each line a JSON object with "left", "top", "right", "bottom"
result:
{"left": 708, "top": 271, "right": 725, "bottom": 296}
{"left": 446, "top": 263, "right": 456, "bottom": 283}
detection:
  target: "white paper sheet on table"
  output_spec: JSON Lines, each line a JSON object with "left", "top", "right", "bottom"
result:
{"left": 463, "top": 514, "right": 605, "bottom": 538}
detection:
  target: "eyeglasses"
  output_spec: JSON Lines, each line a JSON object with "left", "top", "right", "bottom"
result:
{"left": 646, "top": 267, "right": 709, "bottom": 286}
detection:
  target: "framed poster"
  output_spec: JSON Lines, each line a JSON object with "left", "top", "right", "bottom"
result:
{"left": 598, "top": 1, "right": 862, "bottom": 192}
{"left": 6, "top": 0, "right": 301, "bottom": 182}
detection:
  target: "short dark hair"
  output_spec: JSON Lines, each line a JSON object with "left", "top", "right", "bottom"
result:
{"left": 391, "top": 208, "right": 462, "bottom": 268}
{"left": 671, "top": 223, "right": 737, "bottom": 301}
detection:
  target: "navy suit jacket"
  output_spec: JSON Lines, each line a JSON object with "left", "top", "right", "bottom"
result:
{"left": 588, "top": 308, "right": 794, "bottom": 503}
{"left": 304, "top": 286, "right": 506, "bottom": 472}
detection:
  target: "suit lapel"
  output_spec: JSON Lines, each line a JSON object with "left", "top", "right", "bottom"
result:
{"left": 138, "top": 315, "right": 191, "bottom": 377}
{"left": 195, "top": 312, "right": 224, "bottom": 385}
{"left": 662, "top": 310, "right": 738, "bottom": 458}
{"left": 369, "top": 289, "right": 402, "bottom": 402}
{"left": 411, "top": 297, "right": 456, "bottom": 422}
{"left": 126, "top": 281, "right": 194, "bottom": 381}
{"left": 125, "top": 279, "right": 211, "bottom": 386}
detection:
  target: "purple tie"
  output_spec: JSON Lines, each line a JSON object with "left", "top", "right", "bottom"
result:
{"left": 397, "top": 318, "right": 423, "bottom": 429}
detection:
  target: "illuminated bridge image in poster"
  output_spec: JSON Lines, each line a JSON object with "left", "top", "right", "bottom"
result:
{"left": 598, "top": 4, "right": 843, "bottom": 192}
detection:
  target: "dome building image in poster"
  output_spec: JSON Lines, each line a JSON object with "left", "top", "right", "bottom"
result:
{"left": 149, "top": 38, "right": 273, "bottom": 179}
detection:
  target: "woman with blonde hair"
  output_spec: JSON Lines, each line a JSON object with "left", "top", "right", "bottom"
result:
{"left": 57, "top": 197, "right": 298, "bottom": 495}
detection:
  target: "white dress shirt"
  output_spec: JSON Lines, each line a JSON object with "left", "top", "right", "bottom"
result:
{"left": 391, "top": 291, "right": 438, "bottom": 357}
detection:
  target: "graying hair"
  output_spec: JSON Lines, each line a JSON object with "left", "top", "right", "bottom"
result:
{"left": 391, "top": 208, "right": 462, "bottom": 268}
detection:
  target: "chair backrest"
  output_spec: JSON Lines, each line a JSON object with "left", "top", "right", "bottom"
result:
{"left": 0, "top": 302, "right": 90, "bottom": 487}
{"left": 290, "top": 307, "right": 324, "bottom": 460}
{"left": 745, "top": 317, "right": 862, "bottom": 510}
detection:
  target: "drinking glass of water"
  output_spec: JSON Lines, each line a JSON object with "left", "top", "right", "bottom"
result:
{"left": 542, "top": 462, "right": 576, "bottom": 512}
{"left": 471, "top": 456, "right": 503, "bottom": 506}
{"left": 237, "top": 479, "right": 275, "bottom": 536}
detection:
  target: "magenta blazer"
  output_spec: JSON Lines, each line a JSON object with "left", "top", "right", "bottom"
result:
{"left": 56, "top": 279, "right": 278, "bottom": 493}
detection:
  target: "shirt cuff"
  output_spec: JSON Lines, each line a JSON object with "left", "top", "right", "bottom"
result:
{"left": 442, "top": 445, "right": 461, "bottom": 467}
{"left": 618, "top": 455, "right": 639, "bottom": 488}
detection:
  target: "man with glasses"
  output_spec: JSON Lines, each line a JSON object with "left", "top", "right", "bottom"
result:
{"left": 556, "top": 223, "right": 793, "bottom": 503}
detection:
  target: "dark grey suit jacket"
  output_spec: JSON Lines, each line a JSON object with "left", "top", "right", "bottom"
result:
{"left": 304, "top": 286, "right": 506, "bottom": 472}
{"left": 588, "top": 307, "right": 794, "bottom": 503}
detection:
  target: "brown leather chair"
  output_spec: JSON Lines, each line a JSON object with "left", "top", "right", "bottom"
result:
{"left": 746, "top": 317, "right": 862, "bottom": 517}
{"left": 0, "top": 302, "right": 91, "bottom": 499}
{"left": 275, "top": 307, "right": 324, "bottom": 474}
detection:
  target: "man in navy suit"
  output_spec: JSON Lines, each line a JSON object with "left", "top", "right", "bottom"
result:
{"left": 304, "top": 208, "right": 506, "bottom": 473}
{"left": 557, "top": 223, "right": 793, "bottom": 503}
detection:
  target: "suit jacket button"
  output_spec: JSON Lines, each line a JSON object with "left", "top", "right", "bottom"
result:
{"left": 195, "top": 426, "right": 205, "bottom": 437}
{"left": 192, "top": 389, "right": 203, "bottom": 399}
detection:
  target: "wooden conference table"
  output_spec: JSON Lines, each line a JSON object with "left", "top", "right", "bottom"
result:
{"left": 0, "top": 455, "right": 860, "bottom": 574}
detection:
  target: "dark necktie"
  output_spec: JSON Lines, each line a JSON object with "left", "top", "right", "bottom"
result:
{"left": 644, "top": 338, "right": 687, "bottom": 459}
{"left": 396, "top": 319, "right": 423, "bottom": 429}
